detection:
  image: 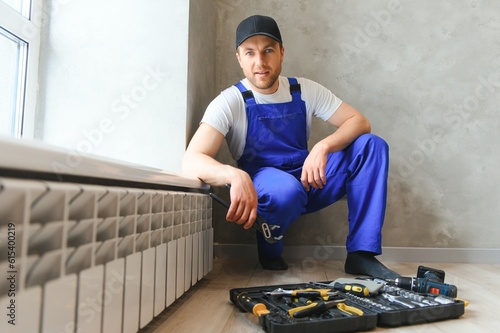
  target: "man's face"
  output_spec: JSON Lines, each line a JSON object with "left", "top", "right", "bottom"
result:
{"left": 236, "top": 35, "right": 284, "bottom": 94}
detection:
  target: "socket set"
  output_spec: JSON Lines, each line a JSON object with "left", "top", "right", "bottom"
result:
{"left": 340, "top": 283, "right": 465, "bottom": 327}
{"left": 229, "top": 280, "right": 465, "bottom": 333}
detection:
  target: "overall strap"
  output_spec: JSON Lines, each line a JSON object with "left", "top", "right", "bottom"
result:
{"left": 235, "top": 78, "right": 302, "bottom": 104}
{"left": 235, "top": 82, "right": 256, "bottom": 106}
{"left": 287, "top": 77, "right": 302, "bottom": 101}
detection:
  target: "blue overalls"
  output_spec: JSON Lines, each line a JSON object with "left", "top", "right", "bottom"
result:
{"left": 235, "top": 78, "right": 389, "bottom": 258}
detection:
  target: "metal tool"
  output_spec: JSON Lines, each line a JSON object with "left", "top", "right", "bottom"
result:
{"left": 209, "top": 184, "right": 282, "bottom": 244}
{"left": 311, "top": 281, "right": 370, "bottom": 297}
{"left": 422, "top": 299, "right": 439, "bottom": 306}
{"left": 381, "top": 293, "right": 415, "bottom": 309}
{"left": 399, "top": 290, "right": 424, "bottom": 303}
{"left": 264, "top": 288, "right": 339, "bottom": 298}
{"left": 288, "top": 299, "right": 347, "bottom": 318}
{"left": 343, "top": 293, "right": 395, "bottom": 311}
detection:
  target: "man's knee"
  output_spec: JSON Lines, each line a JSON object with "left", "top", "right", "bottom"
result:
{"left": 257, "top": 182, "right": 306, "bottom": 226}
{"left": 357, "top": 133, "right": 388, "bottom": 150}
{"left": 260, "top": 181, "right": 306, "bottom": 211}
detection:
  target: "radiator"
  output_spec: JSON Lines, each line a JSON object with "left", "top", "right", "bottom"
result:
{"left": 0, "top": 138, "right": 213, "bottom": 333}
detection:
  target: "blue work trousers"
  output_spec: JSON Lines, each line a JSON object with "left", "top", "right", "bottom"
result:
{"left": 254, "top": 134, "right": 389, "bottom": 258}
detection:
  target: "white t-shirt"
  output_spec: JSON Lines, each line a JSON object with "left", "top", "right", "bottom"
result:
{"left": 201, "top": 76, "right": 343, "bottom": 160}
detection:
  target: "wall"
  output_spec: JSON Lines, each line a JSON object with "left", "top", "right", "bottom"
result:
{"left": 186, "top": 0, "right": 217, "bottom": 142}
{"left": 211, "top": 0, "right": 500, "bottom": 252}
{"left": 36, "top": 0, "right": 191, "bottom": 172}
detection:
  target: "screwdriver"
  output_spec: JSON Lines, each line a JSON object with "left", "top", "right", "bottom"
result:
{"left": 265, "top": 288, "right": 338, "bottom": 298}
{"left": 237, "top": 293, "right": 270, "bottom": 317}
{"left": 333, "top": 282, "right": 370, "bottom": 297}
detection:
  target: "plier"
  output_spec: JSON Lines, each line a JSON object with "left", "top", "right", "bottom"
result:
{"left": 208, "top": 184, "right": 282, "bottom": 244}
{"left": 289, "top": 299, "right": 359, "bottom": 318}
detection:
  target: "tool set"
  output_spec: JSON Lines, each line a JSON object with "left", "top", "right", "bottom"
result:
{"left": 230, "top": 266, "right": 466, "bottom": 332}
{"left": 211, "top": 183, "right": 468, "bottom": 331}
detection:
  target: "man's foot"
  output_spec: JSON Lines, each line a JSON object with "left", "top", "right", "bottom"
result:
{"left": 258, "top": 253, "right": 288, "bottom": 270}
{"left": 344, "top": 251, "right": 400, "bottom": 279}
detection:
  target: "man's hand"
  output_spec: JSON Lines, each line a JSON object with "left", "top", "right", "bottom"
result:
{"left": 301, "top": 142, "right": 328, "bottom": 191}
{"left": 182, "top": 123, "right": 258, "bottom": 230}
{"left": 300, "top": 102, "right": 371, "bottom": 191}
{"left": 226, "top": 172, "right": 258, "bottom": 230}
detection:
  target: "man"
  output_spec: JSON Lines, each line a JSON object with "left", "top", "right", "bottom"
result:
{"left": 182, "top": 15, "right": 400, "bottom": 279}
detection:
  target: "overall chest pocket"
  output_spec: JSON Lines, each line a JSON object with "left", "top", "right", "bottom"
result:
{"left": 257, "top": 112, "right": 302, "bottom": 133}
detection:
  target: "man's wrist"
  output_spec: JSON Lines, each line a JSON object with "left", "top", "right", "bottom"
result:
{"left": 313, "top": 140, "right": 331, "bottom": 154}
{"left": 222, "top": 165, "right": 243, "bottom": 184}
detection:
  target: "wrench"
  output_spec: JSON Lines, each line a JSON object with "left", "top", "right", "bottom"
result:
{"left": 209, "top": 185, "right": 282, "bottom": 244}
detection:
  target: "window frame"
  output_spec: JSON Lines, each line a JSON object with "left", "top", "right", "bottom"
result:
{"left": 0, "top": 0, "right": 42, "bottom": 138}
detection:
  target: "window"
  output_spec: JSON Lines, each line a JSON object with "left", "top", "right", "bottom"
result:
{"left": 0, "top": 27, "right": 27, "bottom": 136}
{"left": 2, "top": 0, "right": 30, "bottom": 18}
{"left": 0, "top": 0, "right": 41, "bottom": 138}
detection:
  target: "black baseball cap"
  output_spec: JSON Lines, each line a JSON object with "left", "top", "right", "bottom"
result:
{"left": 235, "top": 15, "right": 282, "bottom": 48}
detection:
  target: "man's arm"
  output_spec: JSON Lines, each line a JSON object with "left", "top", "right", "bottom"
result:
{"left": 182, "top": 123, "right": 258, "bottom": 229}
{"left": 300, "top": 102, "right": 371, "bottom": 190}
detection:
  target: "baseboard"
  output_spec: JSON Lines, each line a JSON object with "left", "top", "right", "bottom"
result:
{"left": 214, "top": 244, "right": 500, "bottom": 263}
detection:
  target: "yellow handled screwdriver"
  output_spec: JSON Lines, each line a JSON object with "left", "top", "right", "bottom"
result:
{"left": 333, "top": 282, "right": 370, "bottom": 297}
{"left": 237, "top": 293, "right": 270, "bottom": 317}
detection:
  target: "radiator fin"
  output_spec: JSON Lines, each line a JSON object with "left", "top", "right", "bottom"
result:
{"left": 0, "top": 177, "right": 213, "bottom": 333}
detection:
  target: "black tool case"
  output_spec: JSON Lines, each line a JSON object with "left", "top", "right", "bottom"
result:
{"left": 229, "top": 281, "right": 465, "bottom": 333}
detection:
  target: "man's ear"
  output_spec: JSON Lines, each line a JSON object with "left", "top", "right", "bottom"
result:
{"left": 236, "top": 50, "right": 242, "bottom": 68}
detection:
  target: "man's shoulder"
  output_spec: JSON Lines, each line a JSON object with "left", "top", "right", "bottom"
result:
{"left": 215, "top": 83, "right": 244, "bottom": 105}
{"left": 295, "top": 77, "right": 323, "bottom": 89}
{"left": 205, "top": 83, "right": 245, "bottom": 119}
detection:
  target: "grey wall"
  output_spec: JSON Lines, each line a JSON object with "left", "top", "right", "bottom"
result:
{"left": 209, "top": 0, "right": 500, "bottom": 251}
{"left": 187, "top": 1, "right": 217, "bottom": 143}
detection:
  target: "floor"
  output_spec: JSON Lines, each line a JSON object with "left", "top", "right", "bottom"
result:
{"left": 139, "top": 258, "right": 500, "bottom": 333}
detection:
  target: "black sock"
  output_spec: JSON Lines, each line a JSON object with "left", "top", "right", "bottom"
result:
{"left": 344, "top": 251, "right": 401, "bottom": 279}
{"left": 258, "top": 252, "right": 288, "bottom": 270}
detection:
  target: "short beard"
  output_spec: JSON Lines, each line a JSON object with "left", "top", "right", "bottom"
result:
{"left": 248, "top": 72, "right": 280, "bottom": 92}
